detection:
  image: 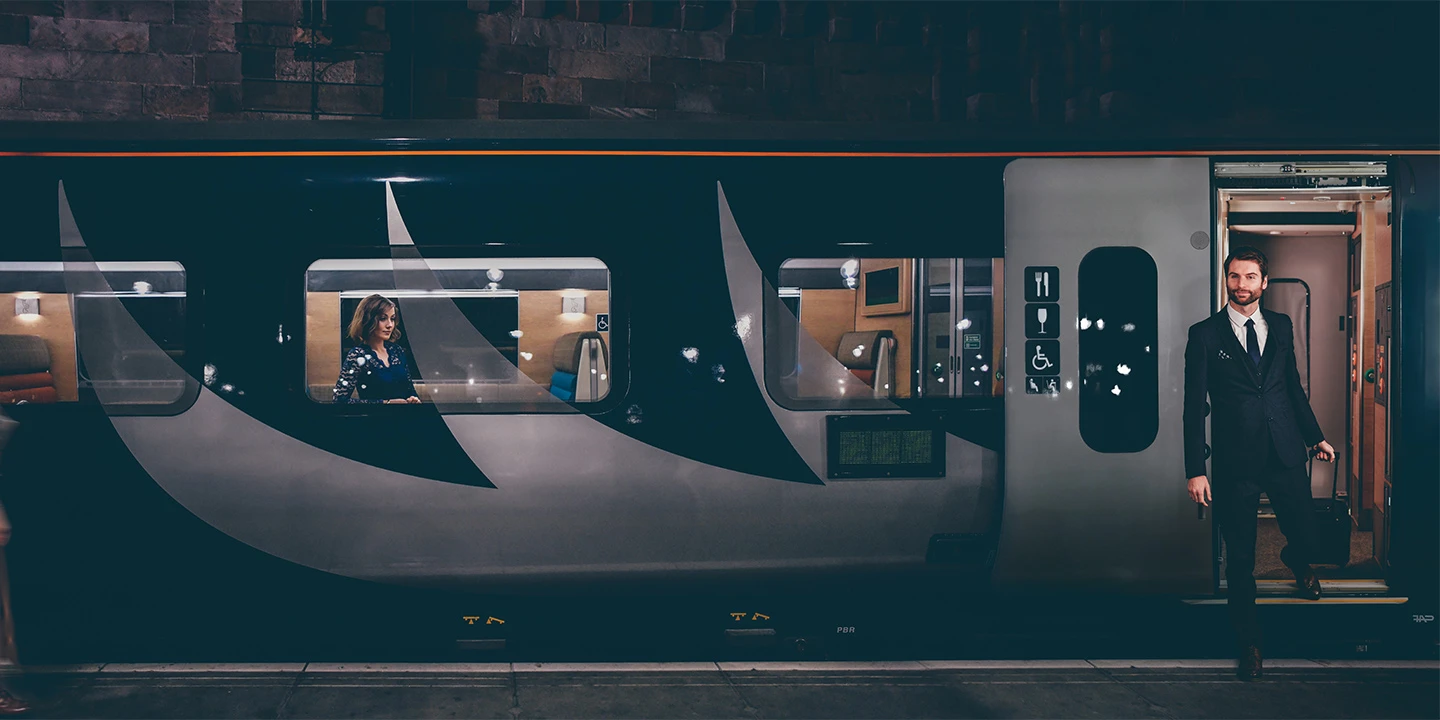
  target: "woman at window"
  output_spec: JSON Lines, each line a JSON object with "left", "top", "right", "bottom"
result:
{"left": 332, "top": 294, "right": 420, "bottom": 405}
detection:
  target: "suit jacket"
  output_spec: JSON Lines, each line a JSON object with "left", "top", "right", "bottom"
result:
{"left": 1182, "top": 308, "right": 1324, "bottom": 490}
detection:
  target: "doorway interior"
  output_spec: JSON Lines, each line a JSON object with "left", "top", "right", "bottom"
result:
{"left": 1214, "top": 161, "right": 1392, "bottom": 595}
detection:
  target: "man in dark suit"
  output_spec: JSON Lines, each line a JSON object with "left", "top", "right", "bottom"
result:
{"left": 1183, "top": 246, "right": 1335, "bottom": 681}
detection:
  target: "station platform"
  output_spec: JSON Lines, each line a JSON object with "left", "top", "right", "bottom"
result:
{"left": 8, "top": 659, "right": 1437, "bottom": 718}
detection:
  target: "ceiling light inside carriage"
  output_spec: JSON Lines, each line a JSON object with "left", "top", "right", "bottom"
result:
{"left": 840, "top": 259, "right": 859, "bottom": 289}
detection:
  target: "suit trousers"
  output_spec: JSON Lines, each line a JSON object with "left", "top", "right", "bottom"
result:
{"left": 1214, "top": 438, "right": 1318, "bottom": 648}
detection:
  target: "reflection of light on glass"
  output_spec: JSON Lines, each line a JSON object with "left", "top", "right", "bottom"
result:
{"left": 712, "top": 364, "right": 725, "bottom": 383}
{"left": 1111, "top": 385, "right": 1121, "bottom": 396}
{"left": 203, "top": 364, "right": 217, "bottom": 386}
{"left": 510, "top": 330, "right": 524, "bottom": 338}
{"left": 468, "top": 379, "right": 475, "bottom": 385}
{"left": 132, "top": 281, "right": 152, "bottom": 294}
{"left": 974, "top": 380, "right": 981, "bottom": 387}
{"left": 883, "top": 384, "right": 890, "bottom": 390}
{"left": 1079, "top": 317, "right": 1092, "bottom": 330}
{"left": 1117, "top": 364, "right": 1131, "bottom": 376}
{"left": 852, "top": 346, "right": 864, "bottom": 358}
{"left": 980, "top": 364, "right": 989, "bottom": 372}
{"left": 1122, "top": 323, "right": 1135, "bottom": 332}
{"left": 1065, "top": 380, "right": 1073, "bottom": 390}
{"left": 1145, "top": 346, "right": 1151, "bottom": 353}
{"left": 957, "top": 318, "right": 972, "bottom": 330}
{"left": 1096, "top": 318, "right": 1105, "bottom": 330}
{"left": 734, "top": 314, "right": 752, "bottom": 341}
{"left": 519, "top": 351, "right": 533, "bottom": 361}
{"left": 682, "top": 347, "right": 698, "bottom": 362}
{"left": 220, "top": 383, "right": 235, "bottom": 393}
{"left": 600, "top": 373, "right": 607, "bottom": 381}
{"left": 938, "top": 377, "right": 945, "bottom": 383}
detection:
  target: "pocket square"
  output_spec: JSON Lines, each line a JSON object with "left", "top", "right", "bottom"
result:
{"left": 1218, "top": 350, "right": 1231, "bottom": 360}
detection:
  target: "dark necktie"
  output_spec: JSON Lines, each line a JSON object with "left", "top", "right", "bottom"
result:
{"left": 1245, "top": 318, "right": 1261, "bottom": 367}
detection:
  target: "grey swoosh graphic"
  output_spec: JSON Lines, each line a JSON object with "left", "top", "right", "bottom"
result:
{"left": 53, "top": 180, "right": 993, "bottom": 587}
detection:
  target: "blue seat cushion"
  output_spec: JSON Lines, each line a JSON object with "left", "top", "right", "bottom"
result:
{"left": 549, "top": 370, "right": 577, "bottom": 401}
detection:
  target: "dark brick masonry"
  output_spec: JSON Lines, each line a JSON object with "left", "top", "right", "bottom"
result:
{"left": 0, "top": 0, "right": 1431, "bottom": 136}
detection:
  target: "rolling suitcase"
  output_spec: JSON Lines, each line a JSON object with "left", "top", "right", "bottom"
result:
{"left": 1310, "top": 456, "right": 1351, "bottom": 567}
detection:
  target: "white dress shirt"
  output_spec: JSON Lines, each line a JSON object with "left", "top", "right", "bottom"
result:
{"left": 1226, "top": 303, "right": 1268, "bottom": 357}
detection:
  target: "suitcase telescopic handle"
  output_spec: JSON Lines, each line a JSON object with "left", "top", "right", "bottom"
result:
{"left": 1310, "top": 446, "right": 1341, "bottom": 502}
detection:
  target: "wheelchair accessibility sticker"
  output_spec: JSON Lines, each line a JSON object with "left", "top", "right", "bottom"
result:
{"left": 1025, "top": 340, "right": 1059, "bottom": 376}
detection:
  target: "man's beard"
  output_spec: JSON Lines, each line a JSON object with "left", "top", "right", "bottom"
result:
{"left": 1228, "top": 286, "right": 1263, "bottom": 308}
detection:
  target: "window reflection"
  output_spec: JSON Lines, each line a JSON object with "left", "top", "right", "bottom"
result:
{"left": 305, "top": 258, "right": 612, "bottom": 409}
{"left": 1078, "top": 247, "right": 1158, "bottom": 452}
{"left": 768, "top": 257, "right": 1001, "bottom": 409}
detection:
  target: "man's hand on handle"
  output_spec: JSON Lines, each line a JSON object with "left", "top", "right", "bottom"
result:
{"left": 1312, "top": 440, "right": 1336, "bottom": 462}
{"left": 1188, "top": 475, "right": 1211, "bottom": 507}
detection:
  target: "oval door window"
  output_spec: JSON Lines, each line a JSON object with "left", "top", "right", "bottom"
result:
{"left": 1077, "top": 246, "right": 1159, "bottom": 453}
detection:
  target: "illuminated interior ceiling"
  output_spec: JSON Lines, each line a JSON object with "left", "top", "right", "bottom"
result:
{"left": 1224, "top": 188, "right": 1390, "bottom": 239}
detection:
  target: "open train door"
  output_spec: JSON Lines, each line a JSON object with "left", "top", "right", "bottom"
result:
{"left": 993, "top": 158, "right": 1214, "bottom": 595}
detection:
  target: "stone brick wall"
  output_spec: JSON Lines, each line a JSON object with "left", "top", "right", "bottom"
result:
{"left": 0, "top": 0, "right": 386, "bottom": 121}
{"left": 0, "top": 0, "right": 1433, "bottom": 135}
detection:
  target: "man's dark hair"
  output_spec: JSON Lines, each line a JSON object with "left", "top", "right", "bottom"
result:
{"left": 1224, "top": 246, "right": 1269, "bottom": 278}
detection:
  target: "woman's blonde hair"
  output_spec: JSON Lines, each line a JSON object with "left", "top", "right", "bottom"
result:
{"left": 346, "top": 294, "right": 401, "bottom": 344}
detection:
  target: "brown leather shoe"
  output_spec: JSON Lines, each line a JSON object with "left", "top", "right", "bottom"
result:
{"left": 1294, "top": 566, "right": 1322, "bottom": 600}
{"left": 0, "top": 688, "right": 29, "bottom": 715}
{"left": 1237, "top": 645, "right": 1263, "bottom": 681}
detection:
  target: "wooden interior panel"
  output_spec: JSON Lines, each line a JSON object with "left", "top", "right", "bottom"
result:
{"left": 855, "top": 261, "right": 913, "bottom": 397}
{"left": 306, "top": 292, "right": 341, "bottom": 399}
{"left": 518, "top": 290, "right": 609, "bottom": 386}
{"left": 798, "top": 289, "right": 856, "bottom": 357}
{"left": 0, "top": 293, "right": 77, "bottom": 401}
{"left": 1357, "top": 201, "right": 1378, "bottom": 513}
{"left": 1370, "top": 199, "right": 1392, "bottom": 536}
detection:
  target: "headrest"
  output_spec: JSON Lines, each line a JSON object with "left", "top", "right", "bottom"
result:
{"left": 553, "top": 331, "right": 609, "bottom": 374}
{"left": 0, "top": 335, "right": 51, "bottom": 375}
{"left": 836, "top": 330, "right": 893, "bottom": 369}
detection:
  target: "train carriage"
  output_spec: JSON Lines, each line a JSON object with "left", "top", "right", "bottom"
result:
{"left": 0, "top": 123, "right": 1433, "bottom": 659}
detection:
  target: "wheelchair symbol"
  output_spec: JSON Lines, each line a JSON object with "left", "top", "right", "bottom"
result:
{"left": 1026, "top": 341, "right": 1058, "bottom": 375}
{"left": 1031, "top": 348, "right": 1053, "bottom": 371}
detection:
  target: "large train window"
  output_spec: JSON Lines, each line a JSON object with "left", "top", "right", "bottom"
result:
{"left": 305, "top": 258, "right": 613, "bottom": 409}
{"left": 768, "top": 257, "right": 1002, "bottom": 409}
{"left": 1077, "top": 246, "right": 1158, "bottom": 452}
{"left": 0, "top": 261, "right": 189, "bottom": 406}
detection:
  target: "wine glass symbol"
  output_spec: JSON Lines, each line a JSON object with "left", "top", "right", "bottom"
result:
{"left": 1037, "top": 307, "right": 1049, "bottom": 335}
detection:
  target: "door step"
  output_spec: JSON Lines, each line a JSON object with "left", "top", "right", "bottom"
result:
{"left": 1189, "top": 578, "right": 1398, "bottom": 604}
{"left": 1257, "top": 579, "right": 1388, "bottom": 595}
